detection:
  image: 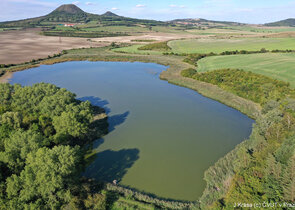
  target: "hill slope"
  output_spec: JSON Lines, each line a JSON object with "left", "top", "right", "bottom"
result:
{"left": 265, "top": 18, "right": 295, "bottom": 27}
{"left": 169, "top": 18, "right": 244, "bottom": 27}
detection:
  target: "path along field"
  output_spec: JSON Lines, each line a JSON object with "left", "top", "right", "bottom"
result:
{"left": 197, "top": 53, "right": 295, "bottom": 87}
{"left": 168, "top": 38, "right": 295, "bottom": 54}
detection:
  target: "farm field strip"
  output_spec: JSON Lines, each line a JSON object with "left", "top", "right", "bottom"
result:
{"left": 168, "top": 38, "right": 295, "bottom": 54}
{"left": 196, "top": 53, "right": 295, "bottom": 87}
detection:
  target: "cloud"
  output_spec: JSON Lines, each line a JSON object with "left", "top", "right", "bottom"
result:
{"left": 85, "top": 2, "right": 94, "bottom": 6}
{"left": 72, "top": 1, "right": 80, "bottom": 5}
{"left": 136, "top": 4, "right": 146, "bottom": 8}
{"left": 111, "top": 7, "right": 119, "bottom": 11}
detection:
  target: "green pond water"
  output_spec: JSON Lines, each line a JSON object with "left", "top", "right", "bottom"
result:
{"left": 9, "top": 61, "right": 253, "bottom": 201}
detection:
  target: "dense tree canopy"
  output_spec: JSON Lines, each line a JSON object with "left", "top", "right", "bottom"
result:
{"left": 0, "top": 83, "right": 108, "bottom": 209}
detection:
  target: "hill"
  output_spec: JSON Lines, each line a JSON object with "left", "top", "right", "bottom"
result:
{"left": 102, "top": 11, "right": 119, "bottom": 17}
{"left": 0, "top": 4, "right": 166, "bottom": 28}
{"left": 51, "top": 4, "right": 84, "bottom": 14}
{"left": 265, "top": 18, "right": 295, "bottom": 27}
{"left": 169, "top": 18, "right": 244, "bottom": 27}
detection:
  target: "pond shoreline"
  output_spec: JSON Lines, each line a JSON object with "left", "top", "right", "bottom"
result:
{"left": 0, "top": 71, "right": 13, "bottom": 83}
{"left": 0, "top": 46, "right": 261, "bottom": 119}
{"left": 1, "top": 46, "right": 259, "bottom": 206}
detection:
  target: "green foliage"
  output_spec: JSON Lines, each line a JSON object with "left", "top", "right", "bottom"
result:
{"left": 193, "top": 67, "right": 295, "bottom": 208}
{"left": 181, "top": 68, "right": 197, "bottom": 77}
{"left": 84, "top": 193, "right": 107, "bottom": 210}
{"left": 0, "top": 83, "right": 109, "bottom": 209}
{"left": 265, "top": 18, "right": 295, "bottom": 27}
{"left": 282, "top": 155, "right": 295, "bottom": 202}
{"left": 183, "top": 53, "right": 216, "bottom": 66}
{"left": 138, "top": 41, "right": 172, "bottom": 51}
{"left": 183, "top": 68, "right": 295, "bottom": 105}
{"left": 6, "top": 146, "right": 81, "bottom": 209}
{"left": 0, "top": 70, "right": 5, "bottom": 77}
{"left": 42, "top": 30, "right": 128, "bottom": 38}
{"left": 0, "top": 130, "right": 45, "bottom": 173}
{"left": 106, "top": 184, "right": 198, "bottom": 209}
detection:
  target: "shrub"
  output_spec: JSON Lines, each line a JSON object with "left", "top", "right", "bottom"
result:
{"left": 181, "top": 68, "right": 197, "bottom": 77}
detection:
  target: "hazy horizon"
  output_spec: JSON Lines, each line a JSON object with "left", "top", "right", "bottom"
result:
{"left": 1, "top": 0, "right": 295, "bottom": 24}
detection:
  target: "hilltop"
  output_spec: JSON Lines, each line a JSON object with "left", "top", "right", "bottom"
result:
{"left": 0, "top": 4, "right": 165, "bottom": 28}
{"left": 102, "top": 11, "right": 119, "bottom": 17}
{"left": 265, "top": 18, "right": 295, "bottom": 27}
{"left": 51, "top": 4, "right": 84, "bottom": 14}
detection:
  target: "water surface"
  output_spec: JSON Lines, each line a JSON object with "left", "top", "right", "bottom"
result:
{"left": 10, "top": 61, "right": 253, "bottom": 201}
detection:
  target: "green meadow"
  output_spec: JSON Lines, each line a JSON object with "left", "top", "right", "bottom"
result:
{"left": 223, "top": 26, "right": 295, "bottom": 33}
{"left": 168, "top": 38, "right": 295, "bottom": 54}
{"left": 197, "top": 53, "right": 295, "bottom": 87}
{"left": 112, "top": 45, "right": 163, "bottom": 55}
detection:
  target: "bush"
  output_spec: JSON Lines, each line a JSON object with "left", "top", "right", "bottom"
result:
{"left": 138, "top": 41, "right": 171, "bottom": 51}
{"left": 181, "top": 68, "right": 197, "bottom": 77}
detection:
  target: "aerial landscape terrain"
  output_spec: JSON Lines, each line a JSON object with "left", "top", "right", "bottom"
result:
{"left": 1, "top": 1, "right": 295, "bottom": 209}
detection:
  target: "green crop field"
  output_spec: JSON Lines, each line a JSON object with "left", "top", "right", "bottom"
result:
{"left": 224, "top": 26, "right": 295, "bottom": 33}
{"left": 83, "top": 25, "right": 150, "bottom": 33}
{"left": 196, "top": 53, "right": 295, "bottom": 87}
{"left": 186, "top": 28, "right": 256, "bottom": 35}
{"left": 168, "top": 38, "right": 295, "bottom": 54}
{"left": 112, "top": 45, "right": 163, "bottom": 55}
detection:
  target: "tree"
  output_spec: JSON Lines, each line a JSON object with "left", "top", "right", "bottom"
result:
{"left": 0, "top": 112, "right": 22, "bottom": 129}
{"left": 53, "top": 101, "right": 92, "bottom": 141}
{"left": 0, "top": 129, "right": 45, "bottom": 173}
{"left": 283, "top": 155, "right": 295, "bottom": 202}
{"left": 84, "top": 193, "right": 106, "bottom": 210}
{"left": 6, "top": 146, "right": 82, "bottom": 209}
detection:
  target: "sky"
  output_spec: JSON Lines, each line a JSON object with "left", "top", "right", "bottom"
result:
{"left": 1, "top": 0, "right": 295, "bottom": 24}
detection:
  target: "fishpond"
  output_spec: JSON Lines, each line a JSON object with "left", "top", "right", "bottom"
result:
{"left": 9, "top": 61, "right": 254, "bottom": 201}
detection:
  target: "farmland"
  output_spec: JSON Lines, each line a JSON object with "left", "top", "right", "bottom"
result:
{"left": 168, "top": 38, "right": 295, "bottom": 54}
{"left": 196, "top": 53, "right": 295, "bottom": 87}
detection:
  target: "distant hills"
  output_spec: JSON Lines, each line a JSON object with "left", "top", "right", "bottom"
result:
{"left": 0, "top": 4, "right": 294, "bottom": 29}
{"left": 265, "top": 18, "right": 295, "bottom": 27}
{"left": 102, "top": 11, "right": 119, "bottom": 17}
{"left": 0, "top": 4, "right": 166, "bottom": 28}
{"left": 169, "top": 18, "right": 244, "bottom": 27}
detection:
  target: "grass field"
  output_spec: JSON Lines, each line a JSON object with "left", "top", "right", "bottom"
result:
{"left": 82, "top": 26, "right": 150, "bottom": 33}
{"left": 224, "top": 26, "right": 295, "bottom": 33}
{"left": 186, "top": 28, "right": 256, "bottom": 36}
{"left": 112, "top": 45, "right": 163, "bottom": 55}
{"left": 168, "top": 38, "right": 295, "bottom": 54}
{"left": 197, "top": 53, "right": 295, "bottom": 87}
